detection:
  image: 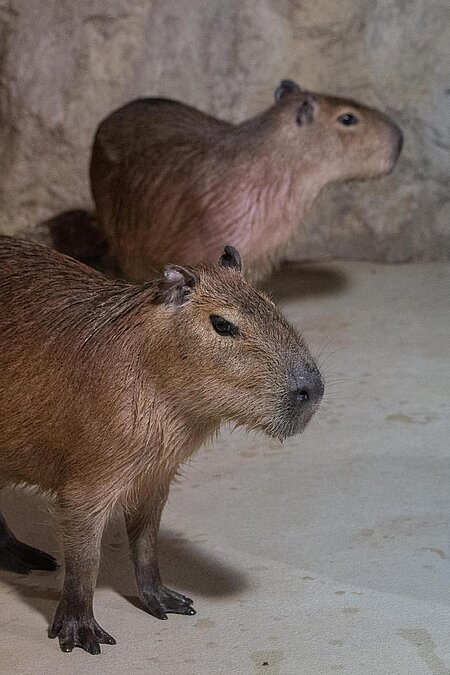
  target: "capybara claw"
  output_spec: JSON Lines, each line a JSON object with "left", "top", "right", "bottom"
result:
{"left": 49, "top": 613, "right": 115, "bottom": 655}
{"left": 141, "top": 585, "right": 196, "bottom": 618}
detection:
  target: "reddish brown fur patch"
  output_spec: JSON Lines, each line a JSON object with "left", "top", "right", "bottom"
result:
{"left": 0, "top": 235, "right": 323, "bottom": 651}
{"left": 87, "top": 86, "right": 402, "bottom": 283}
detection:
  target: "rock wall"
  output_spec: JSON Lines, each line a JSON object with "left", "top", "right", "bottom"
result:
{"left": 0, "top": 0, "right": 449, "bottom": 261}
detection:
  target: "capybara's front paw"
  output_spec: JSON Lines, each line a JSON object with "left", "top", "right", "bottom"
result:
{"left": 49, "top": 609, "right": 116, "bottom": 654}
{"left": 141, "top": 585, "right": 195, "bottom": 620}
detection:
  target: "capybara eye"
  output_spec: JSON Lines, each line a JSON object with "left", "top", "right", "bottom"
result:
{"left": 337, "top": 113, "right": 359, "bottom": 126}
{"left": 210, "top": 315, "right": 239, "bottom": 337}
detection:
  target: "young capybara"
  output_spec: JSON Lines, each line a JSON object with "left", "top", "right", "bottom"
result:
{"left": 0, "top": 236, "right": 324, "bottom": 654}
{"left": 81, "top": 79, "right": 402, "bottom": 282}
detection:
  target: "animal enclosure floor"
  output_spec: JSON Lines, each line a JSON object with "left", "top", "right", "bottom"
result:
{"left": 1, "top": 261, "right": 449, "bottom": 675}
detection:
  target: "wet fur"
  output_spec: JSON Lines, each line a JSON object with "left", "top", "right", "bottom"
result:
{"left": 84, "top": 81, "right": 402, "bottom": 283}
{"left": 0, "top": 235, "right": 322, "bottom": 653}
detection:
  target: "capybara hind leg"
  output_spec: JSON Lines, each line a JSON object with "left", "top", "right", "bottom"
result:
{"left": 0, "top": 511, "right": 57, "bottom": 574}
{"left": 125, "top": 480, "right": 195, "bottom": 621}
{"left": 49, "top": 499, "right": 115, "bottom": 655}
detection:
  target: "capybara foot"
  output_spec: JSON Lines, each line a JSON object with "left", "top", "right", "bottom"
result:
{"left": 0, "top": 538, "right": 58, "bottom": 574}
{"left": 141, "top": 585, "right": 195, "bottom": 620}
{"left": 49, "top": 612, "right": 116, "bottom": 654}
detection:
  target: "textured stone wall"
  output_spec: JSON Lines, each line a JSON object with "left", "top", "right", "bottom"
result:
{"left": 0, "top": 0, "right": 449, "bottom": 261}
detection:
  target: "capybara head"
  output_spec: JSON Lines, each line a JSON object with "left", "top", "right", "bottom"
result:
{"left": 152, "top": 246, "right": 323, "bottom": 440}
{"left": 272, "top": 79, "right": 403, "bottom": 182}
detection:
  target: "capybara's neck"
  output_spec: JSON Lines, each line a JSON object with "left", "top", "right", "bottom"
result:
{"left": 197, "top": 113, "right": 324, "bottom": 279}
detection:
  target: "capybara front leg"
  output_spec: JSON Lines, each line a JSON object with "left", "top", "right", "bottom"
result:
{"left": 49, "top": 500, "right": 115, "bottom": 654}
{"left": 0, "top": 511, "right": 57, "bottom": 574}
{"left": 125, "top": 481, "right": 195, "bottom": 620}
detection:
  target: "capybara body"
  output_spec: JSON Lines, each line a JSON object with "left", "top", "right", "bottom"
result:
{"left": 0, "top": 236, "right": 323, "bottom": 654}
{"left": 87, "top": 79, "right": 403, "bottom": 283}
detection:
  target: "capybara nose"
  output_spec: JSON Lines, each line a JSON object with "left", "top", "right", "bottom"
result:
{"left": 292, "top": 388, "right": 310, "bottom": 403}
{"left": 290, "top": 370, "right": 324, "bottom": 407}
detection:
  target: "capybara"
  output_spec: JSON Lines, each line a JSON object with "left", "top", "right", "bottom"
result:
{"left": 0, "top": 236, "right": 323, "bottom": 654}
{"left": 69, "top": 78, "right": 403, "bottom": 282}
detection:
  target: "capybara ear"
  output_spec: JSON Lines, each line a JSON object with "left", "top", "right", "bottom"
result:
{"left": 156, "top": 265, "right": 199, "bottom": 306}
{"left": 274, "top": 79, "right": 304, "bottom": 102}
{"left": 218, "top": 246, "right": 242, "bottom": 272}
{"left": 296, "top": 95, "right": 315, "bottom": 125}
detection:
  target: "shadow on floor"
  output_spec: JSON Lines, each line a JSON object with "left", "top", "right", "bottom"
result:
{"left": 262, "top": 262, "right": 350, "bottom": 303}
{"left": 1, "top": 489, "right": 250, "bottom": 625}
{"left": 36, "top": 210, "right": 351, "bottom": 299}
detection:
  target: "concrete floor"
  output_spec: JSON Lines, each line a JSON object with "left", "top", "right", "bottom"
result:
{"left": 1, "top": 261, "right": 449, "bottom": 675}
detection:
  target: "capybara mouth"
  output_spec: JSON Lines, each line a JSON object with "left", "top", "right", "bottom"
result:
{"left": 265, "top": 421, "right": 306, "bottom": 443}
{"left": 263, "top": 407, "right": 320, "bottom": 442}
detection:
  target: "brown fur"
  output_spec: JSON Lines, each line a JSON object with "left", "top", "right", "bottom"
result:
{"left": 87, "top": 79, "right": 403, "bottom": 283}
{"left": 0, "top": 236, "right": 323, "bottom": 654}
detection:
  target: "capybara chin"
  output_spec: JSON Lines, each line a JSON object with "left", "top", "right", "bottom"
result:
{"left": 0, "top": 236, "right": 323, "bottom": 654}
{"left": 84, "top": 78, "right": 403, "bottom": 282}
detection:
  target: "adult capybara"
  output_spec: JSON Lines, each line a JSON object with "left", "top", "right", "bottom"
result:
{"left": 0, "top": 236, "right": 323, "bottom": 654}
{"left": 84, "top": 79, "right": 401, "bottom": 282}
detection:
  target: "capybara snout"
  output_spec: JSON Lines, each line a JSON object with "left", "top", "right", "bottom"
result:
{"left": 281, "top": 360, "right": 324, "bottom": 439}
{"left": 253, "top": 347, "right": 324, "bottom": 441}
{"left": 169, "top": 252, "right": 323, "bottom": 440}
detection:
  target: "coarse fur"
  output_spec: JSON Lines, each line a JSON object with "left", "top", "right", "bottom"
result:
{"left": 0, "top": 236, "right": 323, "bottom": 654}
{"left": 82, "top": 79, "right": 402, "bottom": 283}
